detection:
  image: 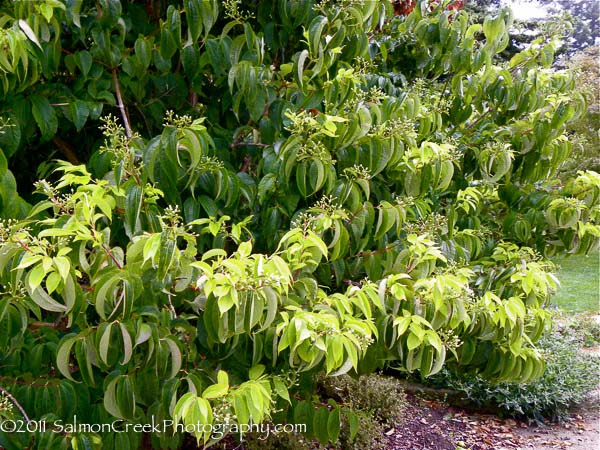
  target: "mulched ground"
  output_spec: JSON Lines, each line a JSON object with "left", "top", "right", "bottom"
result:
{"left": 386, "top": 392, "right": 599, "bottom": 450}
{"left": 386, "top": 393, "right": 523, "bottom": 450}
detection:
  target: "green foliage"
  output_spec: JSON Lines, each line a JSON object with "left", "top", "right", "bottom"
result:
{"left": 0, "top": 1, "right": 598, "bottom": 449}
{"left": 554, "top": 313, "right": 600, "bottom": 348}
{"left": 336, "top": 409, "right": 388, "bottom": 450}
{"left": 560, "top": 46, "right": 600, "bottom": 179}
{"left": 466, "top": 1, "right": 598, "bottom": 58}
{"left": 318, "top": 373, "right": 408, "bottom": 427}
{"left": 240, "top": 430, "right": 314, "bottom": 450}
{"left": 425, "top": 323, "right": 600, "bottom": 421}
{"left": 241, "top": 374, "right": 407, "bottom": 450}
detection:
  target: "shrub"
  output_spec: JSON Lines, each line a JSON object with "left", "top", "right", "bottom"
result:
{"left": 0, "top": 1, "right": 598, "bottom": 449}
{"left": 555, "top": 312, "right": 600, "bottom": 348}
{"left": 234, "top": 430, "right": 314, "bottom": 450}
{"left": 318, "top": 373, "right": 408, "bottom": 427}
{"left": 240, "top": 410, "right": 388, "bottom": 450}
{"left": 425, "top": 328, "right": 599, "bottom": 421}
{"left": 336, "top": 410, "right": 388, "bottom": 450}
{"left": 576, "top": 316, "right": 600, "bottom": 347}
{"left": 241, "top": 374, "right": 405, "bottom": 450}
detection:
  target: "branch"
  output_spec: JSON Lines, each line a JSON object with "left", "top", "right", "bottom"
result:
{"left": 29, "top": 316, "right": 68, "bottom": 332}
{"left": 0, "top": 385, "right": 31, "bottom": 423}
{"left": 103, "top": 244, "right": 124, "bottom": 270}
{"left": 348, "top": 243, "right": 401, "bottom": 260}
{"left": 112, "top": 68, "right": 132, "bottom": 138}
{"left": 466, "top": 106, "right": 497, "bottom": 131}
{"left": 52, "top": 136, "right": 80, "bottom": 165}
{"left": 229, "top": 142, "right": 267, "bottom": 149}
{"left": 29, "top": 321, "right": 60, "bottom": 330}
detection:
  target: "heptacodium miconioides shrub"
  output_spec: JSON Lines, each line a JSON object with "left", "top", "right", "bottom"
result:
{"left": 0, "top": 1, "right": 599, "bottom": 449}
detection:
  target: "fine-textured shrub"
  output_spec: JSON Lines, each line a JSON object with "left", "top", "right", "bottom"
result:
{"left": 556, "top": 313, "right": 600, "bottom": 348}
{"left": 318, "top": 373, "right": 408, "bottom": 427}
{"left": 236, "top": 430, "right": 314, "bottom": 450}
{"left": 336, "top": 409, "right": 388, "bottom": 450}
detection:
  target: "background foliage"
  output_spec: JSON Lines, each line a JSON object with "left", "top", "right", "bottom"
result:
{"left": 0, "top": 1, "right": 598, "bottom": 449}
{"left": 465, "top": 0, "right": 599, "bottom": 57}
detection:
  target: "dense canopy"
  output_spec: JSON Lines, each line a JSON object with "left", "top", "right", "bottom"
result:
{"left": 0, "top": 1, "right": 598, "bottom": 449}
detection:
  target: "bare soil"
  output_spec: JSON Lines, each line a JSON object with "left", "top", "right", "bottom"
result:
{"left": 385, "top": 390, "right": 600, "bottom": 450}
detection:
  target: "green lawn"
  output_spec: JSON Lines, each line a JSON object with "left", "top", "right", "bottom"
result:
{"left": 551, "top": 252, "right": 600, "bottom": 313}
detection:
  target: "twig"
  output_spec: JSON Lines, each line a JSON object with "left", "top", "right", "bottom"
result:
{"left": 0, "top": 385, "right": 31, "bottom": 423}
{"left": 141, "top": 86, "right": 175, "bottom": 107}
{"left": 102, "top": 244, "right": 124, "bottom": 269}
{"left": 346, "top": 242, "right": 402, "bottom": 261}
{"left": 466, "top": 106, "right": 497, "bottom": 131}
{"left": 229, "top": 142, "right": 267, "bottom": 149}
{"left": 239, "top": 155, "right": 253, "bottom": 173}
{"left": 112, "top": 68, "right": 132, "bottom": 138}
{"left": 29, "top": 321, "right": 62, "bottom": 331}
{"left": 344, "top": 203, "right": 367, "bottom": 225}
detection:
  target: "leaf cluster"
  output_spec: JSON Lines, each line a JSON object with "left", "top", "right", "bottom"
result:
{"left": 0, "top": 1, "right": 598, "bottom": 449}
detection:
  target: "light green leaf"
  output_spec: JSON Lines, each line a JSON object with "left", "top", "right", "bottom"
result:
{"left": 308, "top": 15, "right": 328, "bottom": 56}
{"left": 407, "top": 332, "right": 422, "bottom": 351}
{"left": 46, "top": 271, "right": 61, "bottom": 294}
{"left": 18, "top": 20, "right": 42, "bottom": 49}
{"left": 28, "top": 285, "right": 67, "bottom": 313}
{"left": 16, "top": 254, "right": 42, "bottom": 270}
{"left": 201, "top": 383, "right": 228, "bottom": 399}
{"left": 296, "top": 49, "right": 308, "bottom": 89}
{"left": 53, "top": 256, "right": 70, "bottom": 282}
{"left": 135, "top": 323, "right": 152, "bottom": 346}
{"left": 217, "top": 370, "right": 229, "bottom": 387}
{"left": 104, "top": 376, "right": 122, "bottom": 418}
{"left": 28, "top": 264, "right": 46, "bottom": 292}
{"left": 273, "top": 378, "right": 290, "bottom": 404}
{"left": 248, "top": 364, "right": 265, "bottom": 380}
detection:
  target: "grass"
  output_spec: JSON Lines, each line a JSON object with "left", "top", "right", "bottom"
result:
{"left": 551, "top": 252, "right": 600, "bottom": 313}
